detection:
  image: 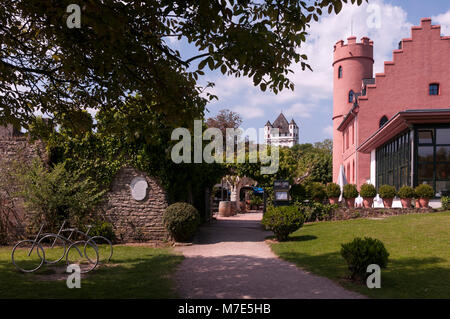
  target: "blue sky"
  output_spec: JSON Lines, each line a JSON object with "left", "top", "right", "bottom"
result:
{"left": 171, "top": 0, "right": 450, "bottom": 144}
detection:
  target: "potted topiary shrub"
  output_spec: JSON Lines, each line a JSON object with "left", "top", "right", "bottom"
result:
{"left": 325, "top": 182, "right": 341, "bottom": 204}
{"left": 378, "top": 185, "right": 396, "bottom": 208}
{"left": 397, "top": 185, "right": 415, "bottom": 208}
{"left": 359, "top": 184, "right": 377, "bottom": 208}
{"left": 343, "top": 184, "right": 358, "bottom": 208}
{"left": 414, "top": 184, "right": 435, "bottom": 208}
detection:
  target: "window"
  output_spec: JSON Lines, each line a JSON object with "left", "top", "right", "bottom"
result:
{"left": 353, "top": 159, "right": 355, "bottom": 183}
{"left": 379, "top": 116, "right": 388, "bottom": 128}
{"left": 338, "top": 66, "right": 343, "bottom": 78}
{"left": 415, "top": 127, "right": 450, "bottom": 196}
{"left": 376, "top": 130, "right": 411, "bottom": 190}
{"left": 429, "top": 83, "right": 439, "bottom": 95}
{"left": 348, "top": 90, "right": 354, "bottom": 103}
{"left": 346, "top": 128, "right": 349, "bottom": 150}
{"left": 351, "top": 123, "right": 354, "bottom": 145}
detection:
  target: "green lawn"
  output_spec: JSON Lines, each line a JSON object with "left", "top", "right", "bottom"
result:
{"left": 270, "top": 212, "right": 450, "bottom": 298}
{"left": 0, "top": 245, "right": 183, "bottom": 298}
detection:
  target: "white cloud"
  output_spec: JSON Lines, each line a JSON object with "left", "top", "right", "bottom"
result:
{"left": 285, "top": 102, "right": 315, "bottom": 119}
{"left": 432, "top": 10, "right": 450, "bottom": 35}
{"left": 232, "top": 105, "right": 265, "bottom": 119}
{"left": 207, "top": 0, "right": 412, "bottom": 120}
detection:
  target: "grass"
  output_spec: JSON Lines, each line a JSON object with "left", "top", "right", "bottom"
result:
{"left": 0, "top": 245, "right": 184, "bottom": 298}
{"left": 269, "top": 211, "right": 450, "bottom": 298}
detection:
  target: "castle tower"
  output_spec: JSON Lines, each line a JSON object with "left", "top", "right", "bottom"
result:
{"left": 289, "top": 118, "right": 299, "bottom": 145}
{"left": 332, "top": 36, "right": 374, "bottom": 182}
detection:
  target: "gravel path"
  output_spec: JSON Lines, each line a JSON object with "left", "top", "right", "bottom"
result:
{"left": 174, "top": 212, "right": 365, "bottom": 299}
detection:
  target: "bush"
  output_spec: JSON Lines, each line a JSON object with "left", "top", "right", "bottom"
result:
{"left": 398, "top": 185, "right": 415, "bottom": 199}
{"left": 290, "top": 184, "right": 307, "bottom": 202}
{"left": 306, "top": 182, "right": 326, "bottom": 201}
{"left": 359, "top": 184, "right": 377, "bottom": 198}
{"left": 249, "top": 194, "right": 263, "bottom": 206}
{"left": 340, "top": 237, "right": 389, "bottom": 280}
{"left": 343, "top": 184, "right": 358, "bottom": 199}
{"left": 303, "top": 202, "right": 338, "bottom": 222}
{"left": 15, "top": 160, "right": 105, "bottom": 233}
{"left": 378, "top": 185, "right": 396, "bottom": 199}
{"left": 442, "top": 196, "right": 450, "bottom": 210}
{"left": 163, "top": 202, "right": 201, "bottom": 242}
{"left": 415, "top": 184, "right": 435, "bottom": 199}
{"left": 325, "top": 183, "right": 341, "bottom": 198}
{"left": 262, "top": 206, "right": 305, "bottom": 241}
{"left": 88, "top": 220, "right": 116, "bottom": 241}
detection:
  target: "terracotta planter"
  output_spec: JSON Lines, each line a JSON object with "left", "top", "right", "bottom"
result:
{"left": 415, "top": 199, "right": 420, "bottom": 208}
{"left": 400, "top": 198, "right": 412, "bottom": 208}
{"left": 419, "top": 198, "right": 430, "bottom": 209}
{"left": 382, "top": 198, "right": 393, "bottom": 208}
{"left": 363, "top": 198, "right": 374, "bottom": 208}
{"left": 345, "top": 198, "right": 355, "bottom": 208}
{"left": 329, "top": 197, "right": 339, "bottom": 205}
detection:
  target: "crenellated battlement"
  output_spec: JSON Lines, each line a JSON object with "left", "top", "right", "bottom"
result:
{"left": 333, "top": 36, "right": 374, "bottom": 66}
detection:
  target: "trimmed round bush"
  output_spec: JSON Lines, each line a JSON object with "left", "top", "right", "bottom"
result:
{"left": 290, "top": 184, "right": 306, "bottom": 202}
{"left": 326, "top": 182, "right": 341, "bottom": 198}
{"left": 306, "top": 182, "right": 326, "bottom": 201}
{"left": 163, "top": 202, "right": 201, "bottom": 242}
{"left": 398, "top": 185, "right": 415, "bottom": 199}
{"left": 415, "top": 184, "right": 435, "bottom": 199}
{"left": 343, "top": 184, "right": 358, "bottom": 199}
{"left": 262, "top": 206, "right": 305, "bottom": 241}
{"left": 340, "top": 237, "right": 389, "bottom": 280}
{"left": 378, "top": 185, "right": 396, "bottom": 199}
{"left": 359, "top": 184, "right": 377, "bottom": 198}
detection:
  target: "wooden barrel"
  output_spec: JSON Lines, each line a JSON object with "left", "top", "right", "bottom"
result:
{"left": 218, "top": 201, "right": 233, "bottom": 217}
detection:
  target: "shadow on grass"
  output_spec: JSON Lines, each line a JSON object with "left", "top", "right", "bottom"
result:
{"left": 272, "top": 250, "right": 450, "bottom": 298}
{"left": 0, "top": 251, "right": 183, "bottom": 299}
{"left": 288, "top": 235, "right": 318, "bottom": 242}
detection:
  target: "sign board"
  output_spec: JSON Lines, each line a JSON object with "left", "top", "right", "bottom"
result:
{"left": 273, "top": 180, "right": 290, "bottom": 205}
{"left": 274, "top": 180, "right": 289, "bottom": 190}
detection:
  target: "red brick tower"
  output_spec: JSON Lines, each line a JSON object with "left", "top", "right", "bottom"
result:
{"left": 332, "top": 36, "right": 374, "bottom": 182}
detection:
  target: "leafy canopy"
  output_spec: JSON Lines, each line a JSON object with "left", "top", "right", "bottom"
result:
{"left": 0, "top": 0, "right": 366, "bottom": 128}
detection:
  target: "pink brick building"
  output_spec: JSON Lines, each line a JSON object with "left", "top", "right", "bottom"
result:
{"left": 332, "top": 18, "right": 450, "bottom": 198}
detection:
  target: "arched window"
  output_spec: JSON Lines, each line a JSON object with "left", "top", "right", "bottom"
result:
{"left": 348, "top": 90, "right": 354, "bottom": 103}
{"left": 338, "top": 66, "right": 343, "bottom": 78}
{"left": 379, "top": 116, "right": 388, "bottom": 128}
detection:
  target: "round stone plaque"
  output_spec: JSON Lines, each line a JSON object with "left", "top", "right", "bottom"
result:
{"left": 130, "top": 177, "right": 148, "bottom": 201}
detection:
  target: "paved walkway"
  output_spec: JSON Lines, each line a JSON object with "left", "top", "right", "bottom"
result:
{"left": 174, "top": 212, "right": 365, "bottom": 299}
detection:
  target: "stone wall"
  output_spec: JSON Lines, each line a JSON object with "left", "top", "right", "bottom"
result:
{"left": 100, "top": 167, "right": 169, "bottom": 242}
{"left": 0, "top": 131, "right": 48, "bottom": 242}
